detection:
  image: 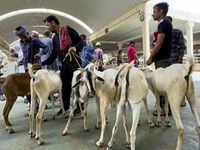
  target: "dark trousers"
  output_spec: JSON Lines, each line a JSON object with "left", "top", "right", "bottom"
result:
{"left": 155, "top": 59, "right": 171, "bottom": 112}
{"left": 25, "top": 69, "right": 31, "bottom": 104}
{"left": 60, "top": 68, "right": 82, "bottom": 110}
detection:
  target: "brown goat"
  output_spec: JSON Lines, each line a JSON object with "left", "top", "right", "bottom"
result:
{"left": 0, "top": 73, "right": 31, "bottom": 133}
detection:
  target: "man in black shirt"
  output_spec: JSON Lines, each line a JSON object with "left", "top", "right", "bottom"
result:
{"left": 35, "top": 15, "right": 84, "bottom": 115}
{"left": 146, "top": 2, "right": 173, "bottom": 116}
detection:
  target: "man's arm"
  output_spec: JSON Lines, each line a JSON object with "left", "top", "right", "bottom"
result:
{"left": 146, "top": 33, "right": 165, "bottom": 65}
{"left": 33, "top": 39, "right": 49, "bottom": 60}
{"left": 177, "top": 31, "right": 185, "bottom": 63}
{"left": 41, "top": 40, "right": 58, "bottom": 66}
{"left": 67, "top": 26, "right": 84, "bottom": 54}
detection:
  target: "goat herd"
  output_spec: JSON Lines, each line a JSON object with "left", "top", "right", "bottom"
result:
{"left": 0, "top": 56, "right": 200, "bottom": 150}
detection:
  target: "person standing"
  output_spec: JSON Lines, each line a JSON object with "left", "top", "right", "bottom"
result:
{"left": 95, "top": 42, "right": 104, "bottom": 71}
{"left": 0, "top": 49, "right": 7, "bottom": 101}
{"left": 127, "top": 41, "right": 139, "bottom": 67}
{"left": 40, "top": 30, "right": 59, "bottom": 70}
{"left": 37, "top": 15, "right": 84, "bottom": 116}
{"left": 13, "top": 25, "right": 49, "bottom": 116}
{"left": 80, "top": 34, "right": 96, "bottom": 68}
{"left": 146, "top": 2, "right": 173, "bottom": 116}
{"left": 167, "top": 15, "right": 186, "bottom": 106}
{"left": 117, "top": 49, "right": 123, "bottom": 66}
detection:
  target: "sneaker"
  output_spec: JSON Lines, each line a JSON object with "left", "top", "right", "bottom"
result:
{"left": 57, "top": 108, "right": 69, "bottom": 116}
{"left": 0, "top": 95, "right": 5, "bottom": 101}
{"left": 74, "top": 108, "right": 81, "bottom": 116}
{"left": 24, "top": 111, "right": 30, "bottom": 117}
{"left": 24, "top": 99, "right": 28, "bottom": 104}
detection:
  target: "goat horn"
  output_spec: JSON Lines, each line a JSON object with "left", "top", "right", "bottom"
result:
{"left": 84, "top": 59, "right": 90, "bottom": 64}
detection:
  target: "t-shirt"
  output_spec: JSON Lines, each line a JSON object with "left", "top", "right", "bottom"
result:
{"left": 127, "top": 46, "right": 137, "bottom": 64}
{"left": 153, "top": 18, "right": 173, "bottom": 61}
{"left": 95, "top": 48, "right": 103, "bottom": 67}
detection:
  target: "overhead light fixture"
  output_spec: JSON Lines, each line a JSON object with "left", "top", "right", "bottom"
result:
{"left": 0, "top": 9, "right": 93, "bottom": 34}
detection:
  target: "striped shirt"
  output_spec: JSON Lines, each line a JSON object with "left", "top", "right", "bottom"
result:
{"left": 20, "top": 36, "right": 49, "bottom": 69}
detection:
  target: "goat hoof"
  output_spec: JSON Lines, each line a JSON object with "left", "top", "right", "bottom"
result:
{"left": 106, "top": 146, "right": 112, "bottom": 150}
{"left": 149, "top": 122, "right": 155, "bottom": 128}
{"left": 95, "top": 126, "right": 100, "bottom": 129}
{"left": 37, "top": 138, "right": 44, "bottom": 145}
{"left": 96, "top": 141, "right": 104, "bottom": 147}
{"left": 52, "top": 115, "right": 55, "bottom": 119}
{"left": 62, "top": 132, "right": 67, "bottom": 136}
{"left": 30, "top": 132, "right": 36, "bottom": 138}
{"left": 43, "top": 118, "right": 47, "bottom": 122}
{"left": 165, "top": 121, "right": 171, "bottom": 127}
{"left": 64, "top": 114, "right": 68, "bottom": 118}
{"left": 126, "top": 142, "right": 131, "bottom": 148}
{"left": 85, "top": 129, "right": 89, "bottom": 132}
{"left": 8, "top": 129, "right": 15, "bottom": 134}
{"left": 155, "top": 121, "right": 161, "bottom": 127}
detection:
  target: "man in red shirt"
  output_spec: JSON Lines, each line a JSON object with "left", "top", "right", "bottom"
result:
{"left": 127, "top": 41, "right": 139, "bottom": 67}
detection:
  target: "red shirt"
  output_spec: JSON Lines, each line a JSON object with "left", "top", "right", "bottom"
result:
{"left": 127, "top": 46, "right": 137, "bottom": 64}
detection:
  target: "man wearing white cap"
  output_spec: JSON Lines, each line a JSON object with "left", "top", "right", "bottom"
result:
{"left": 30, "top": 30, "right": 39, "bottom": 39}
{"left": 95, "top": 42, "right": 104, "bottom": 71}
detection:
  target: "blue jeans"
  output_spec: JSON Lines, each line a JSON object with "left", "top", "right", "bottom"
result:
{"left": 0, "top": 85, "right": 3, "bottom": 95}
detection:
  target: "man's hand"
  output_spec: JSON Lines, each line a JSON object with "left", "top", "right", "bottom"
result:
{"left": 68, "top": 47, "right": 76, "bottom": 54}
{"left": 146, "top": 57, "right": 153, "bottom": 66}
{"left": 177, "top": 59, "right": 182, "bottom": 64}
{"left": 10, "top": 53, "right": 16, "bottom": 58}
{"left": 18, "top": 61, "right": 24, "bottom": 66}
{"left": 0, "top": 65, "right": 4, "bottom": 69}
{"left": 33, "top": 63, "right": 42, "bottom": 69}
{"left": 34, "top": 53, "right": 42, "bottom": 60}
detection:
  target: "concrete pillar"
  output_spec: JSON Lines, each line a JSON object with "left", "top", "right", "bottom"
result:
{"left": 141, "top": 4, "right": 151, "bottom": 62}
{"left": 183, "top": 21, "right": 194, "bottom": 56}
{"left": 89, "top": 41, "right": 93, "bottom": 46}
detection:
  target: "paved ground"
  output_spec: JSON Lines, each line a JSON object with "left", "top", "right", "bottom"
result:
{"left": 0, "top": 73, "right": 200, "bottom": 150}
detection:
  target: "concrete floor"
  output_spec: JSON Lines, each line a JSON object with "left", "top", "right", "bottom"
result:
{"left": 0, "top": 74, "right": 200, "bottom": 150}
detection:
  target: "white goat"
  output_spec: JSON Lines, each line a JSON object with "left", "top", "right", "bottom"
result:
{"left": 143, "top": 56, "right": 200, "bottom": 150}
{"left": 62, "top": 67, "right": 97, "bottom": 135}
{"left": 94, "top": 64, "right": 154, "bottom": 148}
{"left": 107, "top": 62, "right": 152, "bottom": 150}
{"left": 28, "top": 64, "right": 67, "bottom": 145}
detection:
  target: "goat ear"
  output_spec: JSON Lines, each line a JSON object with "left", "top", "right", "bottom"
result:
{"left": 78, "top": 68, "right": 85, "bottom": 73}
{"left": 72, "top": 80, "right": 81, "bottom": 88}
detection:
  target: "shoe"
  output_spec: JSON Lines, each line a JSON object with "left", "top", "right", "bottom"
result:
{"left": 24, "top": 111, "right": 30, "bottom": 117}
{"left": 57, "top": 108, "right": 69, "bottom": 116}
{"left": 74, "top": 108, "right": 81, "bottom": 116}
{"left": 24, "top": 98, "right": 28, "bottom": 104}
{"left": 0, "top": 95, "right": 5, "bottom": 101}
{"left": 153, "top": 109, "right": 166, "bottom": 116}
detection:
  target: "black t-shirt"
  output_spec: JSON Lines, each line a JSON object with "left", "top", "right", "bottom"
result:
{"left": 154, "top": 18, "right": 173, "bottom": 61}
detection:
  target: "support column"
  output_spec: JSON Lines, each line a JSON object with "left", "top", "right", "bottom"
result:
{"left": 141, "top": 3, "right": 151, "bottom": 63}
{"left": 184, "top": 21, "right": 194, "bottom": 56}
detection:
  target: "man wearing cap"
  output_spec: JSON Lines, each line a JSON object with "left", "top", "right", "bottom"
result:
{"left": 30, "top": 30, "right": 39, "bottom": 39}
{"left": 127, "top": 41, "right": 139, "bottom": 67}
{"left": 13, "top": 25, "right": 49, "bottom": 116}
{"left": 117, "top": 49, "right": 123, "bottom": 66}
{"left": 95, "top": 42, "right": 104, "bottom": 71}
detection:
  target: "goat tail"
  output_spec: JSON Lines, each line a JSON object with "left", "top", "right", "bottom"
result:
{"left": 184, "top": 55, "right": 194, "bottom": 91}
{"left": 125, "top": 61, "right": 134, "bottom": 102}
{"left": 114, "top": 64, "right": 127, "bottom": 98}
{"left": 186, "top": 55, "right": 194, "bottom": 77}
{"left": 28, "top": 63, "right": 36, "bottom": 79}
